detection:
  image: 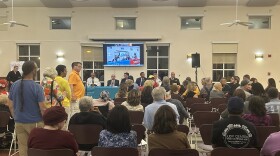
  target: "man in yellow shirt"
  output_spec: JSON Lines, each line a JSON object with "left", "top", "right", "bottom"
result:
{"left": 68, "top": 62, "right": 85, "bottom": 117}
{"left": 55, "top": 65, "right": 71, "bottom": 128}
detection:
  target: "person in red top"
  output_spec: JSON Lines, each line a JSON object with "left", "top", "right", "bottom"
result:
{"left": 0, "top": 79, "right": 8, "bottom": 95}
{"left": 28, "top": 106, "right": 78, "bottom": 156}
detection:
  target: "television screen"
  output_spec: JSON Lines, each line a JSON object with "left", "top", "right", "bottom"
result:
{"left": 103, "top": 43, "right": 144, "bottom": 67}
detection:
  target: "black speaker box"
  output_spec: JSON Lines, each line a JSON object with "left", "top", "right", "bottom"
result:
{"left": 192, "top": 53, "right": 200, "bottom": 68}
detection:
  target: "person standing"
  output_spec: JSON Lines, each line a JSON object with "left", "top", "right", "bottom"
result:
{"left": 170, "top": 72, "right": 180, "bottom": 85}
{"left": 55, "top": 65, "right": 72, "bottom": 127}
{"left": 107, "top": 74, "right": 119, "bottom": 87}
{"left": 8, "top": 61, "right": 46, "bottom": 156}
{"left": 136, "top": 72, "right": 146, "bottom": 87}
{"left": 6, "top": 65, "right": 21, "bottom": 90}
{"left": 86, "top": 72, "right": 101, "bottom": 87}
{"left": 68, "top": 62, "right": 85, "bottom": 117}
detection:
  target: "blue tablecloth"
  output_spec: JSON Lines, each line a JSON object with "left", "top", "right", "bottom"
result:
{"left": 85, "top": 86, "right": 119, "bottom": 99}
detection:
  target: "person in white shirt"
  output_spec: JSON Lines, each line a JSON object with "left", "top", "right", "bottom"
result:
{"left": 87, "top": 72, "right": 101, "bottom": 87}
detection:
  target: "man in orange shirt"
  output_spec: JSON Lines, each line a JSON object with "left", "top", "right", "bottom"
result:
{"left": 68, "top": 62, "right": 85, "bottom": 117}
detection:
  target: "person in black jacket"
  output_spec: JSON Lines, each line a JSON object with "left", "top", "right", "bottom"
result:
{"left": 170, "top": 72, "right": 180, "bottom": 85}
{"left": 135, "top": 72, "right": 146, "bottom": 87}
{"left": 107, "top": 74, "right": 119, "bottom": 87}
{"left": 6, "top": 65, "right": 21, "bottom": 90}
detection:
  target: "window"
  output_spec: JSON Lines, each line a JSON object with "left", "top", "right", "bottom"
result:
{"left": 82, "top": 46, "right": 104, "bottom": 86}
{"left": 50, "top": 17, "right": 71, "bottom": 30}
{"left": 212, "top": 53, "right": 236, "bottom": 82}
{"left": 115, "top": 17, "right": 136, "bottom": 30}
{"left": 18, "top": 45, "right": 40, "bottom": 81}
{"left": 181, "top": 16, "right": 203, "bottom": 30}
{"left": 248, "top": 16, "right": 271, "bottom": 29}
{"left": 146, "top": 44, "right": 170, "bottom": 80}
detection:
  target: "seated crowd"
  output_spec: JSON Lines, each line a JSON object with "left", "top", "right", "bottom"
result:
{"left": 1, "top": 61, "right": 280, "bottom": 156}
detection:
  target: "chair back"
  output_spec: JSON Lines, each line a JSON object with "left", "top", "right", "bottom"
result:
{"left": 184, "top": 98, "right": 205, "bottom": 108}
{"left": 28, "top": 148, "right": 74, "bottom": 156}
{"left": 256, "top": 126, "right": 279, "bottom": 147}
{"left": 141, "top": 103, "right": 150, "bottom": 109}
{"left": 114, "top": 98, "right": 127, "bottom": 105}
{"left": 148, "top": 148, "right": 199, "bottom": 156}
{"left": 131, "top": 124, "right": 145, "bottom": 144}
{"left": 177, "top": 124, "right": 189, "bottom": 135}
{"left": 128, "top": 111, "right": 144, "bottom": 125}
{"left": 193, "top": 111, "right": 220, "bottom": 127}
{"left": 210, "top": 98, "right": 228, "bottom": 109}
{"left": 98, "top": 105, "right": 109, "bottom": 117}
{"left": 68, "top": 124, "right": 103, "bottom": 145}
{"left": 91, "top": 147, "right": 138, "bottom": 156}
{"left": 218, "top": 104, "right": 227, "bottom": 114}
{"left": 190, "top": 103, "right": 212, "bottom": 114}
{"left": 211, "top": 147, "right": 259, "bottom": 156}
{"left": 199, "top": 124, "right": 213, "bottom": 145}
{"left": 0, "top": 111, "right": 10, "bottom": 128}
{"left": 268, "top": 113, "right": 279, "bottom": 128}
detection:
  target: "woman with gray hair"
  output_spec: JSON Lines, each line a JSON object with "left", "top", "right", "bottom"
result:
{"left": 41, "top": 67, "right": 64, "bottom": 107}
{"left": 161, "top": 76, "right": 170, "bottom": 92}
{"left": 92, "top": 91, "right": 115, "bottom": 117}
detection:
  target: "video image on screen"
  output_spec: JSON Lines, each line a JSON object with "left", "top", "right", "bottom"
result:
{"left": 106, "top": 43, "right": 141, "bottom": 66}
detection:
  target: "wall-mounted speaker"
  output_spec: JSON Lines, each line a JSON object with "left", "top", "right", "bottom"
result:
{"left": 192, "top": 53, "right": 200, "bottom": 68}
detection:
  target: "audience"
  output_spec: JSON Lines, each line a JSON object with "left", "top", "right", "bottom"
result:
{"left": 0, "top": 79, "right": 8, "bottom": 95}
{"left": 41, "top": 67, "right": 64, "bottom": 108}
{"left": 221, "top": 89, "right": 247, "bottom": 119}
{"left": 69, "top": 96, "right": 106, "bottom": 151}
{"left": 121, "top": 89, "right": 143, "bottom": 112}
{"left": 8, "top": 61, "right": 46, "bottom": 156}
{"left": 212, "top": 97, "right": 257, "bottom": 148}
{"left": 28, "top": 106, "right": 78, "bottom": 156}
{"left": 228, "top": 76, "right": 240, "bottom": 96}
{"left": 98, "top": 105, "right": 137, "bottom": 148}
{"left": 170, "top": 84, "right": 185, "bottom": 105}
{"left": 92, "top": 91, "right": 115, "bottom": 117}
{"left": 251, "top": 82, "right": 269, "bottom": 102}
{"left": 209, "top": 82, "right": 224, "bottom": 99}
{"left": 239, "top": 79, "right": 252, "bottom": 100}
{"left": 0, "top": 94, "right": 14, "bottom": 134}
{"left": 143, "top": 87, "right": 179, "bottom": 130}
{"left": 161, "top": 76, "right": 171, "bottom": 92}
{"left": 265, "top": 78, "right": 276, "bottom": 93}
{"left": 115, "top": 83, "right": 127, "bottom": 98}
{"left": 220, "top": 77, "right": 231, "bottom": 95}
{"left": 242, "top": 96, "right": 272, "bottom": 126}
{"left": 165, "top": 91, "right": 188, "bottom": 124}
{"left": 261, "top": 131, "right": 280, "bottom": 156}
{"left": 182, "top": 82, "right": 198, "bottom": 99}
{"left": 141, "top": 85, "right": 154, "bottom": 105}
{"left": 265, "top": 87, "right": 280, "bottom": 114}
{"left": 148, "top": 105, "right": 190, "bottom": 151}
{"left": 200, "top": 77, "right": 213, "bottom": 100}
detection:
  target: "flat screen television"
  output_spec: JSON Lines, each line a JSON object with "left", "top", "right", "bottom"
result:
{"left": 103, "top": 43, "right": 144, "bottom": 67}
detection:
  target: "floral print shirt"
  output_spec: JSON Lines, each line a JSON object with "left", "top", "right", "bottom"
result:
{"left": 98, "top": 130, "right": 137, "bottom": 148}
{"left": 41, "top": 76, "right": 64, "bottom": 107}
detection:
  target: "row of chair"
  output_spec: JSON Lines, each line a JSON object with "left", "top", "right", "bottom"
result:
{"left": 30, "top": 146, "right": 280, "bottom": 156}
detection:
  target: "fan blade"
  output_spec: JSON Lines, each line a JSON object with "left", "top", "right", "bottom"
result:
{"left": 14, "top": 22, "right": 28, "bottom": 27}
{"left": 238, "top": 22, "right": 253, "bottom": 26}
{"left": 228, "top": 23, "right": 236, "bottom": 27}
{"left": 220, "top": 22, "right": 233, "bottom": 26}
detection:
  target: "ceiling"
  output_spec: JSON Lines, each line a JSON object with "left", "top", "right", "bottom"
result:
{"left": 0, "top": 0, "right": 279, "bottom": 8}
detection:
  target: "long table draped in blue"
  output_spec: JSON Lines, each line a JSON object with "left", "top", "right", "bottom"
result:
{"left": 85, "top": 86, "right": 119, "bottom": 99}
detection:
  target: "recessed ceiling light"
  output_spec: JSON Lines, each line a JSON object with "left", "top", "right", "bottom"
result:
{"left": 86, "top": 50, "right": 91, "bottom": 53}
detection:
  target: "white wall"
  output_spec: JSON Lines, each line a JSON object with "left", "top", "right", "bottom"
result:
{"left": 0, "top": 6, "right": 279, "bottom": 87}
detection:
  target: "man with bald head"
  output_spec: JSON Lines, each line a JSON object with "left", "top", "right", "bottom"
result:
{"left": 170, "top": 72, "right": 180, "bottom": 85}
{"left": 107, "top": 74, "right": 119, "bottom": 87}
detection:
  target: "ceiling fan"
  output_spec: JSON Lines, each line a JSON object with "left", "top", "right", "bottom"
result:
{"left": 220, "top": 0, "right": 253, "bottom": 27}
{"left": 2, "top": 0, "right": 28, "bottom": 27}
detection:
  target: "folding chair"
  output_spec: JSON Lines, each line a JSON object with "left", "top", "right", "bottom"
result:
{"left": 211, "top": 147, "right": 260, "bottom": 156}
{"left": 68, "top": 124, "right": 103, "bottom": 155}
{"left": 28, "top": 148, "right": 74, "bottom": 156}
{"left": 218, "top": 104, "right": 227, "bottom": 114}
{"left": 192, "top": 111, "right": 220, "bottom": 148}
{"left": 128, "top": 111, "right": 144, "bottom": 125}
{"left": 131, "top": 124, "right": 146, "bottom": 145}
{"left": 190, "top": 103, "right": 212, "bottom": 115}
{"left": 275, "top": 150, "right": 280, "bottom": 156}
{"left": 210, "top": 98, "right": 228, "bottom": 111}
{"left": 268, "top": 113, "right": 279, "bottom": 128}
{"left": 197, "top": 124, "right": 213, "bottom": 154}
{"left": 177, "top": 124, "right": 189, "bottom": 135}
{"left": 256, "top": 126, "right": 279, "bottom": 148}
{"left": 91, "top": 147, "right": 138, "bottom": 156}
{"left": 148, "top": 148, "right": 199, "bottom": 156}
{"left": 184, "top": 98, "right": 206, "bottom": 109}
